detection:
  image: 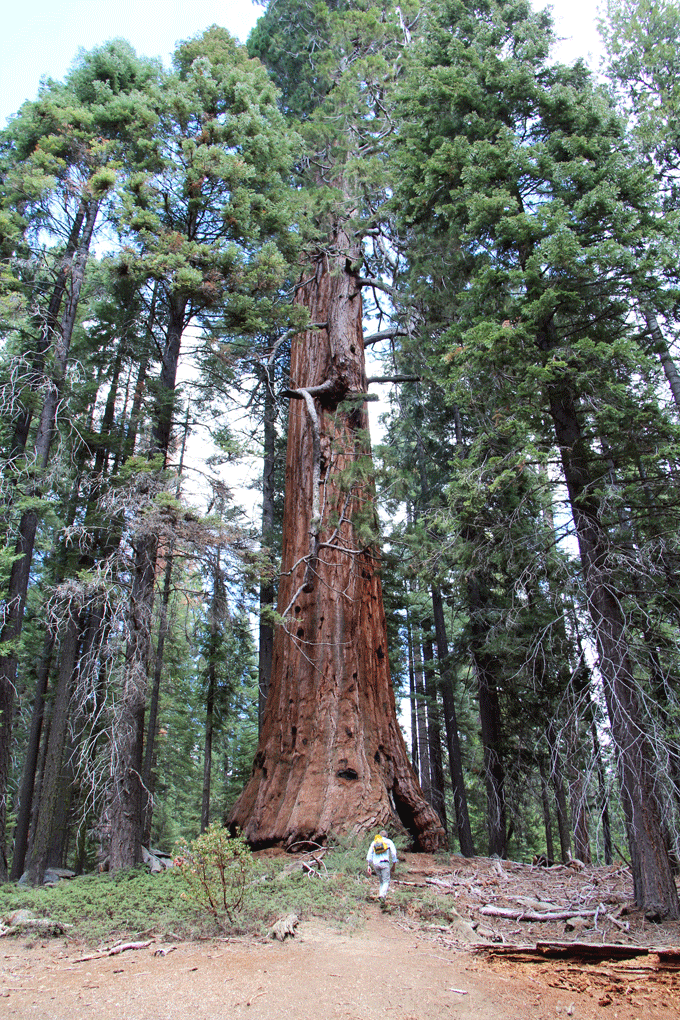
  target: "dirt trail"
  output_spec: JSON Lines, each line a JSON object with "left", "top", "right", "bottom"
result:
{"left": 0, "top": 913, "right": 522, "bottom": 1020}
{"left": 3, "top": 853, "right": 680, "bottom": 1019}
{"left": 2, "top": 908, "right": 678, "bottom": 1020}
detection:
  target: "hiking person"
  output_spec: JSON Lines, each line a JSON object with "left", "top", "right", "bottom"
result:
{"left": 366, "top": 830, "right": 397, "bottom": 904}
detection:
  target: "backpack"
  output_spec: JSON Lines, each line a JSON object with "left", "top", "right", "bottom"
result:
{"left": 373, "top": 834, "right": 388, "bottom": 855}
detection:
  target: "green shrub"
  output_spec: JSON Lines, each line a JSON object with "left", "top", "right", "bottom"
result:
{"left": 0, "top": 868, "right": 200, "bottom": 943}
{"left": 174, "top": 825, "right": 253, "bottom": 931}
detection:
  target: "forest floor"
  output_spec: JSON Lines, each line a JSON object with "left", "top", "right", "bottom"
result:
{"left": 1, "top": 851, "right": 679, "bottom": 1019}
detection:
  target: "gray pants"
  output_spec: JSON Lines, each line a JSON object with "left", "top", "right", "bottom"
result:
{"left": 375, "top": 861, "right": 391, "bottom": 898}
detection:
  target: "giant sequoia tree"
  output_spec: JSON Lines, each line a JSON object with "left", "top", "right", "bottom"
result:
{"left": 229, "top": 0, "right": 446, "bottom": 849}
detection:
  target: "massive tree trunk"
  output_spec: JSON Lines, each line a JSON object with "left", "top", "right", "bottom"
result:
{"left": 229, "top": 231, "right": 446, "bottom": 850}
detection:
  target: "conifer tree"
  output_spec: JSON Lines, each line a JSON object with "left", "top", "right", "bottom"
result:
{"left": 393, "top": 0, "right": 680, "bottom": 914}
{"left": 0, "top": 41, "right": 160, "bottom": 879}
{"left": 106, "top": 25, "right": 298, "bottom": 869}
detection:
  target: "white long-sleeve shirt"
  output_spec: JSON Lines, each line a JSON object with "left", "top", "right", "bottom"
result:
{"left": 367, "top": 836, "right": 397, "bottom": 869}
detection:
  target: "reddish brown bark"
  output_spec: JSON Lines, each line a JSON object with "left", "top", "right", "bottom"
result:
{"left": 229, "top": 234, "right": 446, "bottom": 851}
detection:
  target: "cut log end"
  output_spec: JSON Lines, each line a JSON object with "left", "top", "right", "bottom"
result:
{"left": 269, "top": 913, "right": 300, "bottom": 941}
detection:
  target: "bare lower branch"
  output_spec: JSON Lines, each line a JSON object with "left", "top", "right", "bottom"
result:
{"left": 355, "top": 277, "right": 398, "bottom": 299}
{"left": 363, "top": 328, "right": 408, "bottom": 347}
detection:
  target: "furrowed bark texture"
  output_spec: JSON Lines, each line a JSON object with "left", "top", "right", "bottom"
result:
{"left": 229, "top": 237, "right": 446, "bottom": 851}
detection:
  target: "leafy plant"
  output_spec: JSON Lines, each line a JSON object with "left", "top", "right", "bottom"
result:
{"left": 174, "top": 826, "right": 253, "bottom": 930}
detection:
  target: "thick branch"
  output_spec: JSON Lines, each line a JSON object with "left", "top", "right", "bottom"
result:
{"left": 363, "top": 329, "right": 408, "bottom": 347}
{"left": 355, "top": 277, "right": 398, "bottom": 299}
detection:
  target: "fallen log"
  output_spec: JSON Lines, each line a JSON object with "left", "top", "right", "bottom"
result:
{"left": 74, "top": 940, "right": 152, "bottom": 963}
{"left": 480, "top": 906, "right": 598, "bottom": 922}
{"left": 476, "top": 941, "right": 650, "bottom": 962}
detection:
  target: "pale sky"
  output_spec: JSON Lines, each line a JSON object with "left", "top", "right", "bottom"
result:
{"left": 1, "top": 0, "right": 604, "bottom": 126}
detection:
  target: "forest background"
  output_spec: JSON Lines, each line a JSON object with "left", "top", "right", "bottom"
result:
{"left": 3, "top": 0, "right": 680, "bottom": 924}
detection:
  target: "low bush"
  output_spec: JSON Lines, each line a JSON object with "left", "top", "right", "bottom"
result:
{"left": 174, "top": 826, "right": 253, "bottom": 931}
{"left": 0, "top": 868, "right": 200, "bottom": 943}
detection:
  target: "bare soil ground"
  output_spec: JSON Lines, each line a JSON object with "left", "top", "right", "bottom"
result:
{"left": 2, "top": 852, "right": 679, "bottom": 1020}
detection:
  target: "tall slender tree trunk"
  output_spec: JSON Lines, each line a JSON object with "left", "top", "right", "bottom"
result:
{"left": 642, "top": 306, "right": 680, "bottom": 409}
{"left": 108, "top": 297, "right": 188, "bottom": 870}
{"left": 406, "top": 610, "right": 419, "bottom": 767}
{"left": 567, "top": 735, "right": 591, "bottom": 864}
{"left": 415, "top": 449, "right": 470, "bottom": 847}
{"left": 422, "top": 631, "right": 447, "bottom": 831}
{"left": 592, "top": 718, "right": 613, "bottom": 865}
{"left": 9, "top": 636, "right": 56, "bottom": 880}
{"left": 431, "top": 585, "right": 475, "bottom": 856}
{"left": 412, "top": 632, "right": 432, "bottom": 801}
{"left": 229, "top": 230, "right": 446, "bottom": 850}
{"left": 547, "top": 374, "right": 680, "bottom": 917}
{"left": 108, "top": 532, "right": 156, "bottom": 870}
{"left": 258, "top": 372, "right": 277, "bottom": 731}
{"left": 0, "top": 198, "right": 99, "bottom": 879}
{"left": 538, "top": 756, "right": 555, "bottom": 864}
{"left": 8, "top": 198, "right": 88, "bottom": 463}
{"left": 547, "top": 718, "right": 572, "bottom": 863}
{"left": 26, "top": 607, "right": 82, "bottom": 885}
{"left": 201, "top": 548, "right": 223, "bottom": 833}
{"left": 141, "top": 549, "right": 173, "bottom": 848}
{"left": 141, "top": 410, "right": 189, "bottom": 845}
{"left": 202, "top": 665, "right": 216, "bottom": 833}
{"left": 467, "top": 577, "right": 507, "bottom": 858}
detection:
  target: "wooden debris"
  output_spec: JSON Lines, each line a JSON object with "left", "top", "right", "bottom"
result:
{"left": 480, "top": 905, "right": 598, "bottom": 922}
{"left": 74, "top": 940, "right": 152, "bottom": 963}
{"left": 654, "top": 948, "right": 680, "bottom": 969}
{"left": 268, "top": 913, "right": 299, "bottom": 941}
{"left": 476, "top": 941, "right": 650, "bottom": 962}
{"left": 513, "top": 896, "right": 562, "bottom": 912}
{"left": 0, "top": 910, "right": 71, "bottom": 937}
{"left": 278, "top": 846, "right": 329, "bottom": 880}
